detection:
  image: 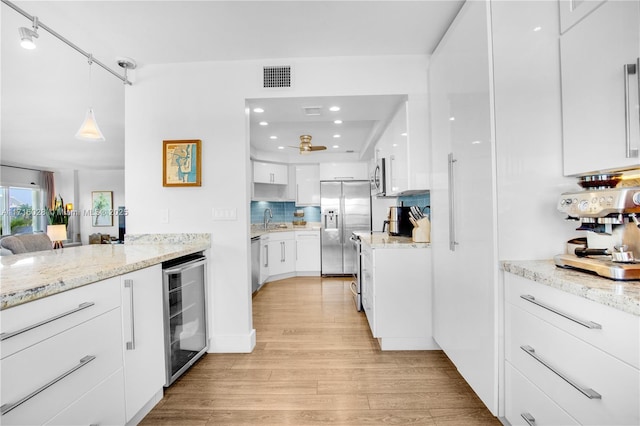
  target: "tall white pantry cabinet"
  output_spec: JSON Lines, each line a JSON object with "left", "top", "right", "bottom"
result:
{"left": 429, "top": 0, "right": 574, "bottom": 417}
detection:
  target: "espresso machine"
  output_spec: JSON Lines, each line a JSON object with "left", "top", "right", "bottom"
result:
{"left": 554, "top": 175, "right": 640, "bottom": 280}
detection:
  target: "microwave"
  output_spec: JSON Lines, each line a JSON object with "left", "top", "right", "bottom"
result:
{"left": 370, "top": 158, "right": 386, "bottom": 196}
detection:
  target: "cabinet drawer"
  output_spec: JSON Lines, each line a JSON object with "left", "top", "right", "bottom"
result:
{"left": 505, "top": 361, "right": 579, "bottom": 426}
{"left": 1, "top": 277, "right": 121, "bottom": 359}
{"left": 505, "top": 273, "right": 639, "bottom": 368}
{"left": 268, "top": 231, "right": 294, "bottom": 242}
{"left": 506, "top": 303, "right": 640, "bottom": 425}
{"left": 45, "top": 369, "right": 126, "bottom": 426}
{"left": 1, "top": 308, "right": 123, "bottom": 425}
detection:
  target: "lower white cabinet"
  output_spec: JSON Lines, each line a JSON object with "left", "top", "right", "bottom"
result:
{"left": 1, "top": 308, "right": 124, "bottom": 425}
{"left": 0, "top": 264, "right": 166, "bottom": 426}
{"left": 267, "top": 232, "right": 295, "bottom": 278}
{"left": 504, "top": 272, "right": 640, "bottom": 426}
{"left": 295, "top": 230, "right": 320, "bottom": 274}
{"left": 361, "top": 242, "right": 435, "bottom": 350}
{"left": 121, "top": 265, "right": 165, "bottom": 423}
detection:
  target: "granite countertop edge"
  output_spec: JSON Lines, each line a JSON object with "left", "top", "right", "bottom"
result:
{"left": 501, "top": 259, "right": 640, "bottom": 316}
{"left": 1, "top": 234, "right": 211, "bottom": 310}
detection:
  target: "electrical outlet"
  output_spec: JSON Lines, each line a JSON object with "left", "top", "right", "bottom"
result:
{"left": 212, "top": 208, "right": 237, "bottom": 221}
{"left": 160, "top": 209, "right": 169, "bottom": 224}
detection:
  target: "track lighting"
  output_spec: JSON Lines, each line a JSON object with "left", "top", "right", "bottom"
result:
{"left": 18, "top": 16, "right": 38, "bottom": 49}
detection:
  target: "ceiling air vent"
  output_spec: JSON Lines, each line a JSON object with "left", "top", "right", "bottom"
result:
{"left": 263, "top": 65, "right": 291, "bottom": 88}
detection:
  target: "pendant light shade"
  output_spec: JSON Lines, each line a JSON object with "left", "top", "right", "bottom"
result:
{"left": 75, "top": 108, "right": 105, "bottom": 141}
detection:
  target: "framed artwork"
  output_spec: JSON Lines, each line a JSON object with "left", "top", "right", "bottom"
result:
{"left": 91, "top": 191, "right": 113, "bottom": 227}
{"left": 163, "top": 139, "right": 202, "bottom": 187}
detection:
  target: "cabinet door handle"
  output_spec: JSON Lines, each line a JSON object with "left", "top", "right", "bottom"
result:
{"left": 264, "top": 245, "right": 268, "bottom": 267}
{"left": 624, "top": 62, "right": 639, "bottom": 158}
{"left": 124, "top": 279, "right": 136, "bottom": 350}
{"left": 520, "top": 345, "right": 601, "bottom": 399}
{"left": 0, "top": 355, "right": 96, "bottom": 416}
{"left": 447, "top": 153, "right": 458, "bottom": 251}
{"left": 521, "top": 412, "right": 536, "bottom": 426}
{"left": 0, "top": 302, "right": 95, "bottom": 341}
{"left": 520, "top": 295, "right": 602, "bottom": 329}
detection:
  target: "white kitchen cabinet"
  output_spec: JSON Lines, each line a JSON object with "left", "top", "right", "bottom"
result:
{"left": 559, "top": 0, "right": 606, "bottom": 33}
{"left": 1, "top": 307, "right": 124, "bottom": 426}
{"left": 295, "top": 230, "right": 320, "bottom": 274}
{"left": 430, "top": 0, "right": 573, "bottom": 416}
{"left": 319, "top": 162, "right": 368, "bottom": 181}
{"left": 429, "top": 0, "right": 498, "bottom": 413}
{"left": 120, "top": 264, "right": 165, "bottom": 424}
{"left": 266, "top": 231, "right": 295, "bottom": 278}
{"left": 504, "top": 273, "right": 640, "bottom": 426}
{"left": 253, "top": 161, "right": 288, "bottom": 184}
{"left": 295, "top": 164, "right": 320, "bottom": 206}
{"left": 560, "top": 0, "right": 640, "bottom": 176}
{"left": 375, "top": 97, "right": 430, "bottom": 195}
{"left": 0, "top": 277, "right": 125, "bottom": 426}
{"left": 360, "top": 241, "right": 434, "bottom": 350}
{"left": 259, "top": 234, "right": 270, "bottom": 285}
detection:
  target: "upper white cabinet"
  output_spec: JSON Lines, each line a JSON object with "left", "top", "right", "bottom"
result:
{"left": 319, "top": 162, "right": 368, "bottom": 181}
{"left": 295, "top": 164, "right": 320, "bottom": 206}
{"left": 559, "top": 0, "right": 606, "bottom": 33}
{"left": 560, "top": 0, "right": 640, "bottom": 176}
{"left": 253, "top": 161, "right": 288, "bottom": 184}
{"left": 374, "top": 96, "right": 430, "bottom": 196}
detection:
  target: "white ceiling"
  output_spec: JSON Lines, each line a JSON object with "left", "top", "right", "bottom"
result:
{"left": 1, "top": 1, "right": 464, "bottom": 171}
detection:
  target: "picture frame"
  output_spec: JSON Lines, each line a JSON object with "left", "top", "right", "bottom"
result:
{"left": 163, "top": 139, "right": 202, "bottom": 187}
{"left": 91, "top": 191, "right": 113, "bottom": 227}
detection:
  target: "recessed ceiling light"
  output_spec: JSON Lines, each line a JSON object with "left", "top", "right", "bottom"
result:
{"left": 533, "top": 26, "right": 542, "bottom": 32}
{"left": 329, "top": 106, "right": 340, "bottom": 112}
{"left": 401, "top": 132, "right": 407, "bottom": 137}
{"left": 333, "top": 134, "right": 341, "bottom": 138}
{"left": 471, "top": 140, "right": 482, "bottom": 145}
{"left": 277, "top": 146, "right": 285, "bottom": 149}
{"left": 259, "top": 121, "right": 268, "bottom": 126}
{"left": 269, "top": 136, "right": 278, "bottom": 140}
{"left": 332, "top": 145, "right": 340, "bottom": 149}
{"left": 253, "top": 107, "right": 264, "bottom": 113}
{"left": 392, "top": 143, "right": 398, "bottom": 147}
{"left": 449, "top": 117, "right": 455, "bottom": 121}
{"left": 334, "top": 119, "right": 343, "bottom": 124}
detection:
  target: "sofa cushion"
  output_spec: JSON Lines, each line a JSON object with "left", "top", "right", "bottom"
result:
{"left": 0, "top": 236, "right": 27, "bottom": 254}
{"left": 0, "top": 234, "right": 53, "bottom": 254}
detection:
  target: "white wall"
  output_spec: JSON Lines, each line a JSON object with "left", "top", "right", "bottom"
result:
{"left": 125, "top": 55, "right": 429, "bottom": 353}
{"left": 77, "top": 170, "right": 124, "bottom": 245}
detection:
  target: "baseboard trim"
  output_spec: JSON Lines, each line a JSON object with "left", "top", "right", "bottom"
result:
{"left": 208, "top": 329, "right": 256, "bottom": 353}
{"left": 126, "top": 388, "right": 163, "bottom": 426}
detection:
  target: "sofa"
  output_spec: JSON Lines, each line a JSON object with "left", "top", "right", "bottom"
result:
{"left": 0, "top": 233, "right": 53, "bottom": 255}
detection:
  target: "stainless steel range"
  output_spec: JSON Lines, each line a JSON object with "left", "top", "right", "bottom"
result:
{"left": 554, "top": 175, "right": 640, "bottom": 280}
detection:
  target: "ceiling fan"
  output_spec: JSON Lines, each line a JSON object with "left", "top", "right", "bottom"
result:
{"left": 291, "top": 135, "right": 326, "bottom": 154}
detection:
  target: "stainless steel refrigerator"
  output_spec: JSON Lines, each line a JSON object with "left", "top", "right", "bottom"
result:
{"left": 320, "top": 180, "right": 371, "bottom": 275}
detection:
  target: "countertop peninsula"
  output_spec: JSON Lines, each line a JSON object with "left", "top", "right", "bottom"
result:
{"left": 502, "top": 259, "right": 640, "bottom": 316}
{"left": 355, "top": 231, "right": 431, "bottom": 249}
{"left": 1, "top": 234, "right": 210, "bottom": 310}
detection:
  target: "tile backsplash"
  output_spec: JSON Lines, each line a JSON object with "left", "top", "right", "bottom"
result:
{"left": 397, "top": 193, "right": 431, "bottom": 218}
{"left": 251, "top": 201, "right": 321, "bottom": 224}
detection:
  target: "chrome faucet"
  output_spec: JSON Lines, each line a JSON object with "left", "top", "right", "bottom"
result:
{"left": 263, "top": 208, "right": 273, "bottom": 230}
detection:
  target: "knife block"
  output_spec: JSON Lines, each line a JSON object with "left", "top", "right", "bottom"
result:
{"left": 412, "top": 217, "right": 431, "bottom": 243}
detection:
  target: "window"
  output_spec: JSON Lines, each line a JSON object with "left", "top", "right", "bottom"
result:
{"left": 1, "top": 186, "right": 44, "bottom": 236}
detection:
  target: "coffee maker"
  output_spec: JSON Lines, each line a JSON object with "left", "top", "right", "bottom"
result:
{"left": 554, "top": 174, "right": 640, "bottom": 280}
{"left": 384, "top": 206, "right": 413, "bottom": 237}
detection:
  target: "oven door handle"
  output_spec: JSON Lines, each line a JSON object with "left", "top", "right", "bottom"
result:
{"left": 163, "top": 257, "right": 207, "bottom": 275}
{"left": 349, "top": 281, "right": 358, "bottom": 296}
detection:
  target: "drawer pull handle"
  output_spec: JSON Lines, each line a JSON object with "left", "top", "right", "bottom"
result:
{"left": 520, "top": 345, "right": 601, "bottom": 399}
{"left": 0, "top": 302, "right": 95, "bottom": 341}
{"left": 124, "top": 279, "right": 136, "bottom": 350}
{"left": 0, "top": 355, "right": 96, "bottom": 416}
{"left": 520, "top": 295, "right": 602, "bottom": 329}
{"left": 521, "top": 412, "right": 536, "bottom": 426}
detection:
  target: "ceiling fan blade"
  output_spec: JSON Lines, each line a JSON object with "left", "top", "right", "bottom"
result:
{"left": 308, "top": 145, "right": 327, "bottom": 151}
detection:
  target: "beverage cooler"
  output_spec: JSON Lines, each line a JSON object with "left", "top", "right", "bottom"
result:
{"left": 162, "top": 253, "right": 208, "bottom": 386}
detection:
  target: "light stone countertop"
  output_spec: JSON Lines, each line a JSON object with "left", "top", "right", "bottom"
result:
{"left": 502, "top": 259, "right": 640, "bottom": 316}
{"left": 1, "top": 235, "right": 210, "bottom": 310}
{"left": 251, "top": 222, "right": 321, "bottom": 239}
{"left": 356, "top": 231, "right": 431, "bottom": 249}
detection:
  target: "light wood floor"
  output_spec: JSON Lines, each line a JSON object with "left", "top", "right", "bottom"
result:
{"left": 141, "top": 276, "right": 501, "bottom": 425}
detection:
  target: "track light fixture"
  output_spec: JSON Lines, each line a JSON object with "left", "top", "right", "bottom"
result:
{"left": 18, "top": 16, "right": 38, "bottom": 49}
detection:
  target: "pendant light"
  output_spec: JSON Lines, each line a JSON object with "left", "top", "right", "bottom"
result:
{"left": 75, "top": 54, "right": 105, "bottom": 141}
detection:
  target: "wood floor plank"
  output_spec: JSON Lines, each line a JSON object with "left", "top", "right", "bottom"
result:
{"left": 143, "top": 276, "right": 500, "bottom": 425}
